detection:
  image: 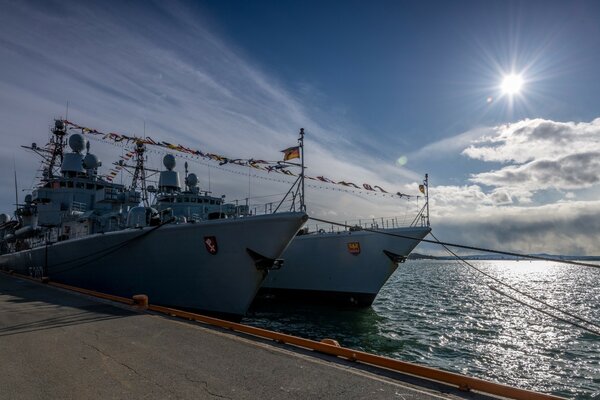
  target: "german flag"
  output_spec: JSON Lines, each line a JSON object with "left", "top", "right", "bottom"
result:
{"left": 281, "top": 146, "right": 300, "bottom": 161}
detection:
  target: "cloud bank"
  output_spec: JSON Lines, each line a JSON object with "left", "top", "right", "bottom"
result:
{"left": 463, "top": 118, "right": 600, "bottom": 197}
{"left": 420, "top": 118, "right": 600, "bottom": 255}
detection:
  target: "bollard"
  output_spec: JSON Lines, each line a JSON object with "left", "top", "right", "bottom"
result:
{"left": 321, "top": 338, "right": 340, "bottom": 347}
{"left": 132, "top": 294, "right": 149, "bottom": 309}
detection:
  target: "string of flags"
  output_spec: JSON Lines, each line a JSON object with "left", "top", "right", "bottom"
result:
{"left": 105, "top": 150, "right": 135, "bottom": 182}
{"left": 63, "top": 120, "right": 421, "bottom": 199}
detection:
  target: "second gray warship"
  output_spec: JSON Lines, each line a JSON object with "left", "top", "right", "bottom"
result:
{"left": 260, "top": 222, "right": 430, "bottom": 306}
{"left": 259, "top": 131, "right": 432, "bottom": 306}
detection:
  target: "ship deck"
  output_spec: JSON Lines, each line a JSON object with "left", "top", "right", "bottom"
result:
{"left": 0, "top": 272, "right": 549, "bottom": 400}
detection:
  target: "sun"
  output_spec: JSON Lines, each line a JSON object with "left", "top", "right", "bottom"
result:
{"left": 501, "top": 74, "right": 524, "bottom": 95}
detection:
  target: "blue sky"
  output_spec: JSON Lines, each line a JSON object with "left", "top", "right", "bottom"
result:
{"left": 1, "top": 0, "right": 600, "bottom": 254}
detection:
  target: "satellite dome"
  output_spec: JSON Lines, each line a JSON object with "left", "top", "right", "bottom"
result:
{"left": 83, "top": 153, "right": 99, "bottom": 169}
{"left": 68, "top": 133, "right": 86, "bottom": 153}
{"left": 186, "top": 173, "right": 198, "bottom": 187}
{"left": 163, "top": 154, "right": 176, "bottom": 171}
{"left": 0, "top": 213, "right": 10, "bottom": 224}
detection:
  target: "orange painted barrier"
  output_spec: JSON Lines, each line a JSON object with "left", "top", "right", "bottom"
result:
{"left": 0, "top": 270, "right": 565, "bottom": 400}
{"left": 49, "top": 281, "right": 135, "bottom": 305}
{"left": 146, "top": 304, "right": 564, "bottom": 400}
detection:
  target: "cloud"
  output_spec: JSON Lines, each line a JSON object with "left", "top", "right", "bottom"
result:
{"left": 456, "top": 118, "right": 600, "bottom": 200}
{"left": 0, "top": 1, "right": 421, "bottom": 216}
{"left": 430, "top": 200, "right": 600, "bottom": 256}
{"left": 463, "top": 118, "right": 600, "bottom": 164}
{"left": 471, "top": 151, "right": 600, "bottom": 191}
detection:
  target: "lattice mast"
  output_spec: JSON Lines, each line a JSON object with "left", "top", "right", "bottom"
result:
{"left": 40, "top": 120, "right": 68, "bottom": 181}
{"left": 130, "top": 140, "right": 150, "bottom": 207}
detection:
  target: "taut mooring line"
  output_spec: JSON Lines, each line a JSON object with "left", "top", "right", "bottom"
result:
{"left": 429, "top": 232, "right": 600, "bottom": 337}
{"left": 307, "top": 216, "right": 600, "bottom": 270}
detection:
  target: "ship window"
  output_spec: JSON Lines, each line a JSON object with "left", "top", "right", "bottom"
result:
{"left": 210, "top": 200, "right": 215, "bottom": 205}
{"left": 60, "top": 182, "right": 66, "bottom": 187}
{"left": 76, "top": 183, "right": 84, "bottom": 188}
{"left": 86, "top": 184, "right": 94, "bottom": 189}
{"left": 190, "top": 198, "right": 196, "bottom": 203}
{"left": 67, "top": 182, "right": 74, "bottom": 188}
{"left": 176, "top": 197, "right": 183, "bottom": 203}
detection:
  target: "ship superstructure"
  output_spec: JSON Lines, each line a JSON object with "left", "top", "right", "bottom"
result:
{"left": 149, "top": 155, "right": 249, "bottom": 222}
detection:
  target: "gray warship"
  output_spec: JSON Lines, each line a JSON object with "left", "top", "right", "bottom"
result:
{"left": 0, "top": 120, "right": 307, "bottom": 319}
{"left": 258, "top": 131, "right": 432, "bottom": 306}
{"left": 260, "top": 222, "right": 430, "bottom": 306}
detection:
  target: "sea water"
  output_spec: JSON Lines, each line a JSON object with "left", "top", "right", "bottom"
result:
{"left": 244, "top": 260, "right": 600, "bottom": 399}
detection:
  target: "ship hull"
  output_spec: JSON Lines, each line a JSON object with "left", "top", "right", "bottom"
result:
{"left": 0, "top": 212, "right": 306, "bottom": 319}
{"left": 259, "top": 226, "right": 431, "bottom": 307}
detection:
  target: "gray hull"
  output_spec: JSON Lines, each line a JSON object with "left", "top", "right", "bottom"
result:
{"left": 260, "top": 226, "right": 431, "bottom": 306}
{"left": 0, "top": 212, "right": 307, "bottom": 319}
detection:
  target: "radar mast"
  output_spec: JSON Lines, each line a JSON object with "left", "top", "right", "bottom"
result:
{"left": 131, "top": 140, "right": 150, "bottom": 207}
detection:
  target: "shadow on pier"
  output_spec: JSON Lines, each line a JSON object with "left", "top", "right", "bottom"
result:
{"left": 0, "top": 273, "right": 133, "bottom": 337}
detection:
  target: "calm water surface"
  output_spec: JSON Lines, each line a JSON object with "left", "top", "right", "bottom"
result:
{"left": 244, "top": 260, "right": 600, "bottom": 399}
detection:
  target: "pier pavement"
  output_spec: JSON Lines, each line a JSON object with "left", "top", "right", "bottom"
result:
{"left": 0, "top": 272, "right": 495, "bottom": 400}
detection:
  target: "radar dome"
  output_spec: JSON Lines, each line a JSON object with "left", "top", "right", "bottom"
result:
{"left": 68, "top": 133, "right": 86, "bottom": 153}
{"left": 0, "top": 213, "right": 10, "bottom": 224}
{"left": 83, "top": 153, "right": 99, "bottom": 169}
{"left": 163, "top": 154, "right": 176, "bottom": 171}
{"left": 186, "top": 173, "right": 198, "bottom": 187}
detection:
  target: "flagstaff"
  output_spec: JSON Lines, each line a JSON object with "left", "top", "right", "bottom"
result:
{"left": 299, "top": 128, "right": 305, "bottom": 212}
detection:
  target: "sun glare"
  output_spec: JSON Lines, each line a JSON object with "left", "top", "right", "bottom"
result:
{"left": 501, "top": 74, "right": 524, "bottom": 95}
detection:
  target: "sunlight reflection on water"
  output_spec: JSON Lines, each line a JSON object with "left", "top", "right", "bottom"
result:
{"left": 245, "top": 260, "right": 600, "bottom": 399}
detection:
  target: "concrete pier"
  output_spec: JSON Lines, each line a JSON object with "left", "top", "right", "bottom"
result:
{"left": 0, "top": 273, "right": 505, "bottom": 399}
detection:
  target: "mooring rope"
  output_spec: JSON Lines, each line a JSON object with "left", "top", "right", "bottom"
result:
{"left": 307, "top": 216, "right": 600, "bottom": 270}
{"left": 307, "top": 216, "right": 600, "bottom": 337}
{"left": 429, "top": 232, "right": 600, "bottom": 337}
